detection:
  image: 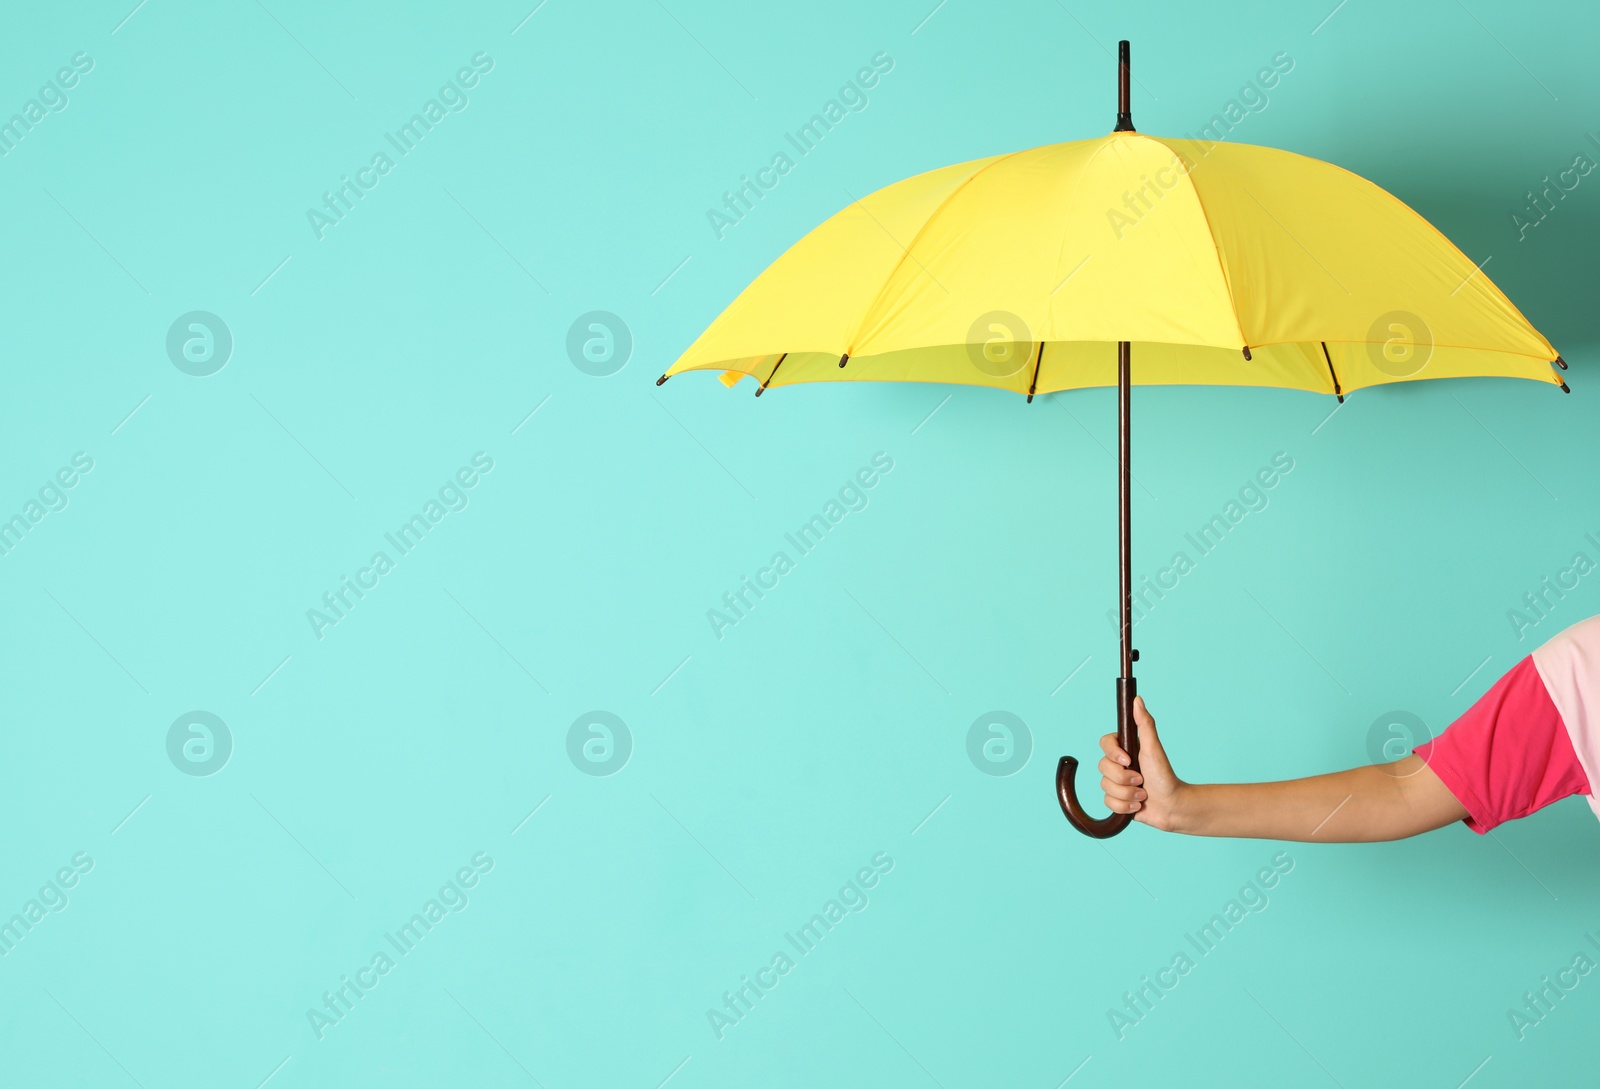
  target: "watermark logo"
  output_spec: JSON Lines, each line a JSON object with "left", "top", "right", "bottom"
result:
{"left": 306, "top": 52, "right": 494, "bottom": 240}
{"left": 566, "top": 311, "right": 632, "bottom": 376}
{"left": 0, "top": 51, "right": 94, "bottom": 159}
{"left": 1365, "top": 710, "right": 1431, "bottom": 765}
{"left": 567, "top": 711, "right": 631, "bottom": 776}
{"left": 1108, "top": 850, "right": 1294, "bottom": 1040}
{"left": 965, "top": 311, "right": 1034, "bottom": 378}
{"left": 0, "top": 451, "right": 94, "bottom": 560}
{"left": 306, "top": 851, "right": 493, "bottom": 1039}
{"left": 1511, "top": 136, "right": 1598, "bottom": 242}
{"left": 966, "top": 711, "right": 1032, "bottom": 776}
{"left": 167, "top": 711, "right": 232, "bottom": 777}
{"left": 1177, "top": 51, "right": 1295, "bottom": 149}
{"left": 166, "top": 311, "right": 232, "bottom": 377}
{"left": 1507, "top": 534, "right": 1600, "bottom": 640}
{"left": 1507, "top": 934, "right": 1600, "bottom": 1040}
{"left": 1112, "top": 452, "right": 1295, "bottom": 632}
{"left": 1366, "top": 310, "right": 1432, "bottom": 378}
{"left": 706, "top": 850, "right": 894, "bottom": 1040}
{"left": 706, "top": 51, "right": 895, "bottom": 240}
{"left": 1110, "top": 51, "right": 1295, "bottom": 240}
{"left": 307, "top": 453, "right": 495, "bottom": 641}
{"left": 0, "top": 852, "right": 94, "bottom": 959}
{"left": 707, "top": 453, "right": 895, "bottom": 641}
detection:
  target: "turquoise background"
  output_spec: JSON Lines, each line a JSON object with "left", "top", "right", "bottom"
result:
{"left": 2, "top": 0, "right": 1599, "bottom": 1085}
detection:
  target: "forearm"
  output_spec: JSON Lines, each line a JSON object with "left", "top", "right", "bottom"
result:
{"left": 1168, "top": 756, "right": 1466, "bottom": 842}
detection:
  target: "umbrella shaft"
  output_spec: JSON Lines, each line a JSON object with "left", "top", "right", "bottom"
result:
{"left": 1117, "top": 339, "right": 1140, "bottom": 766}
{"left": 1118, "top": 340, "right": 1133, "bottom": 681}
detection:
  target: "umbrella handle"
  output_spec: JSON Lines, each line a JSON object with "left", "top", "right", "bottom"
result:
{"left": 1057, "top": 678, "right": 1141, "bottom": 838}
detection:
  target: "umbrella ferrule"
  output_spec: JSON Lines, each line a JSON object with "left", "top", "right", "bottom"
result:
{"left": 1113, "top": 40, "right": 1135, "bottom": 132}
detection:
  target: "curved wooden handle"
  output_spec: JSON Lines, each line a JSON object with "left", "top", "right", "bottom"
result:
{"left": 1056, "top": 756, "right": 1133, "bottom": 838}
{"left": 1056, "top": 677, "right": 1141, "bottom": 838}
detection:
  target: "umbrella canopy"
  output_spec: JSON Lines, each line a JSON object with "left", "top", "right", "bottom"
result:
{"left": 662, "top": 135, "right": 1564, "bottom": 398}
{"left": 657, "top": 42, "right": 1566, "bottom": 838}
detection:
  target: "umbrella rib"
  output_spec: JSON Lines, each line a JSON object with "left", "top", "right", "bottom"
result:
{"left": 1141, "top": 134, "right": 1251, "bottom": 353}
{"left": 1316, "top": 153, "right": 1557, "bottom": 360}
{"left": 755, "top": 352, "right": 787, "bottom": 396}
{"left": 839, "top": 149, "right": 1030, "bottom": 355}
{"left": 1319, "top": 341, "right": 1345, "bottom": 402}
{"left": 1027, "top": 341, "right": 1044, "bottom": 402}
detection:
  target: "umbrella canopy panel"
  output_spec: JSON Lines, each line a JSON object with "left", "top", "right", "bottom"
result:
{"left": 666, "top": 133, "right": 1560, "bottom": 396}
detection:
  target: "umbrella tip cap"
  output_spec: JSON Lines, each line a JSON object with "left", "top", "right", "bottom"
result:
{"left": 1113, "top": 39, "right": 1135, "bottom": 132}
{"left": 655, "top": 374, "right": 668, "bottom": 386}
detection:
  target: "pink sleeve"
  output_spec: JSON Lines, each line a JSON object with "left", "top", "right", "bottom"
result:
{"left": 1412, "top": 656, "right": 1590, "bottom": 833}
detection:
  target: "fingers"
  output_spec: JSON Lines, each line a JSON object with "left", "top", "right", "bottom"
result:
{"left": 1100, "top": 779, "right": 1146, "bottom": 803}
{"left": 1097, "top": 754, "right": 1142, "bottom": 788}
{"left": 1132, "top": 695, "right": 1168, "bottom": 767}
{"left": 1098, "top": 732, "right": 1130, "bottom": 766}
{"left": 1098, "top": 752, "right": 1146, "bottom": 813}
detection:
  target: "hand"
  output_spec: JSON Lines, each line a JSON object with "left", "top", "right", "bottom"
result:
{"left": 1098, "top": 696, "right": 1186, "bottom": 831}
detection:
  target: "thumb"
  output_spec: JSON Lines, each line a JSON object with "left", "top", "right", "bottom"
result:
{"left": 1131, "top": 695, "right": 1171, "bottom": 773}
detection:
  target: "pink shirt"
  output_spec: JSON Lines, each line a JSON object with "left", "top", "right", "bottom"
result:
{"left": 1412, "top": 615, "right": 1600, "bottom": 833}
{"left": 1531, "top": 614, "right": 1600, "bottom": 824}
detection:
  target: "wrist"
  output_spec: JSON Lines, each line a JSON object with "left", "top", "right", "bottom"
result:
{"left": 1163, "top": 780, "right": 1199, "bottom": 835}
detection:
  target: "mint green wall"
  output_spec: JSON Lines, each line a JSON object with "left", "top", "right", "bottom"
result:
{"left": 2, "top": 1, "right": 1598, "bottom": 1085}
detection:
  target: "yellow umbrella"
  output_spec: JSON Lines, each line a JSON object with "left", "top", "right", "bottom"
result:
{"left": 657, "top": 42, "right": 1568, "bottom": 837}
